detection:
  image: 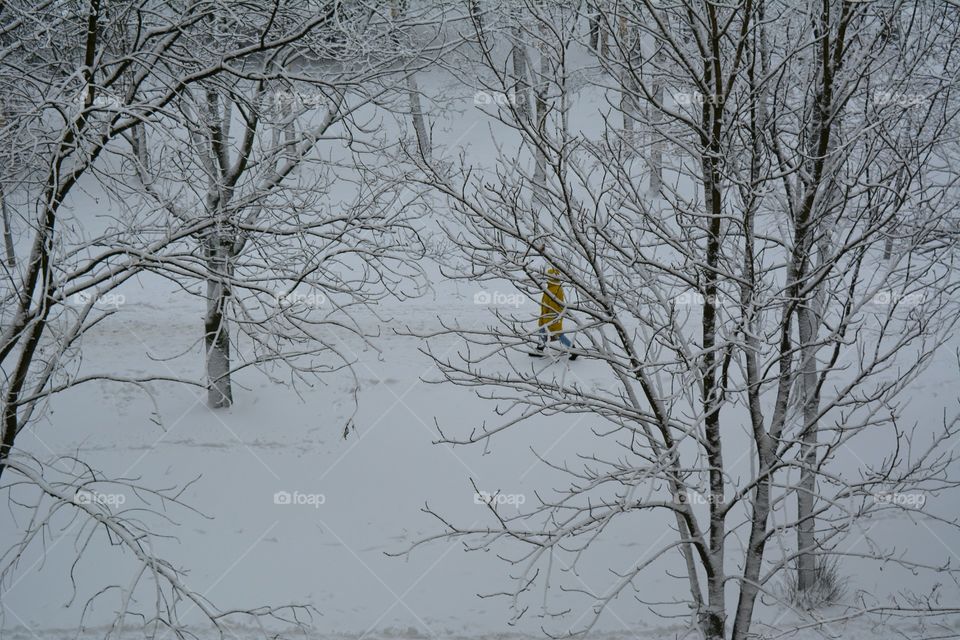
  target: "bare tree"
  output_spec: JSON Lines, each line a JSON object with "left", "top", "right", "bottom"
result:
{"left": 0, "top": 0, "right": 398, "bottom": 634}
{"left": 399, "top": 2, "right": 960, "bottom": 639}
{"left": 119, "top": 4, "right": 432, "bottom": 408}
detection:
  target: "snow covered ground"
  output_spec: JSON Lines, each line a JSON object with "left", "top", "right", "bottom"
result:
{"left": 0, "top": 272, "right": 660, "bottom": 638}
{"left": 2, "top": 265, "right": 958, "bottom": 640}
{"left": 3, "top": 19, "right": 960, "bottom": 640}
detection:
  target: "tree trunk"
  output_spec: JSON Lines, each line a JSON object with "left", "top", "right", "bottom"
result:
{"left": 283, "top": 97, "right": 296, "bottom": 168}
{"left": 619, "top": 14, "right": 638, "bottom": 153}
{"left": 699, "top": 21, "right": 727, "bottom": 632}
{"left": 795, "top": 281, "right": 823, "bottom": 596}
{"left": 599, "top": 5, "right": 610, "bottom": 60}
{"left": 391, "top": 0, "right": 430, "bottom": 161}
{"left": 797, "top": 235, "right": 829, "bottom": 594}
{"left": 700, "top": 148, "right": 727, "bottom": 640}
{"left": 649, "top": 13, "right": 664, "bottom": 193}
{"left": 730, "top": 466, "right": 772, "bottom": 640}
{"left": 588, "top": 3, "right": 600, "bottom": 50}
{"left": 407, "top": 74, "right": 431, "bottom": 162}
{"left": 649, "top": 81, "right": 663, "bottom": 192}
{"left": 789, "top": 0, "right": 849, "bottom": 594}
{"left": 532, "top": 22, "right": 550, "bottom": 210}
{"left": 730, "top": 201, "right": 773, "bottom": 640}
{"left": 131, "top": 122, "right": 150, "bottom": 173}
{"left": 205, "top": 239, "right": 233, "bottom": 408}
{"left": 1, "top": 184, "right": 14, "bottom": 267}
{"left": 511, "top": 21, "right": 533, "bottom": 121}
{"left": 731, "top": 24, "right": 771, "bottom": 638}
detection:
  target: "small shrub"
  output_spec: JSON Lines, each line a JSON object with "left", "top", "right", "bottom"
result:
{"left": 783, "top": 556, "right": 848, "bottom": 610}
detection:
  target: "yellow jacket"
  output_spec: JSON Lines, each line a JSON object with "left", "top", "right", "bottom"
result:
{"left": 539, "top": 268, "right": 564, "bottom": 333}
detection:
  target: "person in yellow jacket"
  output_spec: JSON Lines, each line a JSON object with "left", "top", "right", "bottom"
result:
{"left": 533, "top": 266, "right": 578, "bottom": 359}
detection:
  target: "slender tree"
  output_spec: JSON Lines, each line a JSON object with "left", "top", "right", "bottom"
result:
{"left": 400, "top": 3, "right": 960, "bottom": 639}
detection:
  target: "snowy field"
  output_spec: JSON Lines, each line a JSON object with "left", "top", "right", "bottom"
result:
{"left": 3, "top": 3, "right": 960, "bottom": 640}
{"left": 2, "top": 269, "right": 958, "bottom": 640}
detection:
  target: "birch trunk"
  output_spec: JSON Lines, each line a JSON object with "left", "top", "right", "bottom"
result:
{"left": 619, "top": 14, "right": 638, "bottom": 153}
{"left": 588, "top": 3, "right": 600, "bottom": 51}
{"left": 599, "top": 9, "right": 610, "bottom": 60}
{"left": 392, "top": 0, "right": 430, "bottom": 161}
{"left": 532, "top": 21, "right": 550, "bottom": 210}
{"left": 131, "top": 122, "right": 150, "bottom": 173}
{"left": 791, "top": 0, "right": 850, "bottom": 594}
{"left": 700, "top": 139, "right": 727, "bottom": 640}
{"left": 731, "top": 26, "right": 772, "bottom": 639}
{"left": 205, "top": 238, "right": 233, "bottom": 408}
{"left": 700, "top": 12, "right": 727, "bottom": 631}
{"left": 407, "top": 74, "right": 431, "bottom": 162}
{"left": 1, "top": 184, "right": 14, "bottom": 267}
{"left": 732, "top": 112, "right": 775, "bottom": 640}
{"left": 511, "top": 21, "right": 533, "bottom": 121}
{"left": 795, "top": 296, "right": 821, "bottom": 595}
{"left": 649, "top": 81, "right": 663, "bottom": 192}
